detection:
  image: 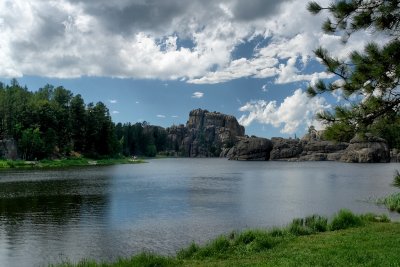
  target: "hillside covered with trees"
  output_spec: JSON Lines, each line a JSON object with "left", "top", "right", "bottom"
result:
{"left": 0, "top": 79, "right": 166, "bottom": 160}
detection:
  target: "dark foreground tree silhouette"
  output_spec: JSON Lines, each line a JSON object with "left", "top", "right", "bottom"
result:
{"left": 307, "top": 1, "right": 400, "bottom": 145}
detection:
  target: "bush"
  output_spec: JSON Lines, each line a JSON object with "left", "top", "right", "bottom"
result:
{"left": 330, "top": 209, "right": 364, "bottom": 231}
{"left": 176, "top": 242, "right": 199, "bottom": 259}
{"left": 235, "top": 230, "right": 276, "bottom": 252}
{"left": 360, "top": 213, "right": 390, "bottom": 223}
{"left": 393, "top": 170, "right": 400, "bottom": 188}
{"left": 305, "top": 215, "right": 328, "bottom": 232}
{"left": 288, "top": 218, "right": 313, "bottom": 236}
{"left": 378, "top": 193, "right": 400, "bottom": 212}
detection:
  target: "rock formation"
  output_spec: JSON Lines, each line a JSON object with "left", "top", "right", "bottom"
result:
{"left": 226, "top": 137, "right": 272, "bottom": 161}
{"left": 165, "top": 109, "right": 391, "bottom": 163}
{"left": 165, "top": 109, "right": 245, "bottom": 157}
{"left": 270, "top": 137, "right": 303, "bottom": 160}
{"left": 339, "top": 134, "right": 390, "bottom": 163}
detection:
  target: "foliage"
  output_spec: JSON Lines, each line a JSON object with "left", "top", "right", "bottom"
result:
{"left": 330, "top": 209, "right": 364, "bottom": 230}
{"left": 393, "top": 170, "right": 400, "bottom": 188}
{"left": 307, "top": 1, "right": 400, "bottom": 145}
{"left": 288, "top": 214, "right": 328, "bottom": 235}
{"left": 0, "top": 81, "right": 121, "bottom": 159}
{"left": 115, "top": 123, "right": 168, "bottom": 157}
{"left": 0, "top": 157, "right": 144, "bottom": 170}
{"left": 378, "top": 192, "right": 400, "bottom": 212}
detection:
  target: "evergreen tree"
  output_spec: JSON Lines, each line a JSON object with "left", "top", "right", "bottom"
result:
{"left": 307, "top": 1, "right": 400, "bottom": 144}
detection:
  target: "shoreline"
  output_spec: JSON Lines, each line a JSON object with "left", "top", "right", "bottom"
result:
{"left": 0, "top": 157, "right": 145, "bottom": 170}
{"left": 53, "top": 210, "right": 400, "bottom": 266}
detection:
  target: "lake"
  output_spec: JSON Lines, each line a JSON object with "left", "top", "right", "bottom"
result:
{"left": 0, "top": 159, "right": 399, "bottom": 267}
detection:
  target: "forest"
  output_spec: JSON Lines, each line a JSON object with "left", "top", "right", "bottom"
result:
{"left": 0, "top": 79, "right": 167, "bottom": 160}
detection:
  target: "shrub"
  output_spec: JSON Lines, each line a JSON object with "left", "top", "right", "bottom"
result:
{"left": 305, "top": 215, "right": 328, "bottom": 232}
{"left": 176, "top": 242, "right": 199, "bottom": 259}
{"left": 235, "top": 230, "right": 276, "bottom": 251}
{"left": 236, "top": 230, "right": 257, "bottom": 245}
{"left": 360, "top": 213, "right": 390, "bottom": 223}
{"left": 330, "top": 209, "right": 364, "bottom": 231}
{"left": 393, "top": 170, "right": 400, "bottom": 188}
{"left": 288, "top": 218, "right": 313, "bottom": 236}
{"left": 378, "top": 193, "right": 400, "bottom": 212}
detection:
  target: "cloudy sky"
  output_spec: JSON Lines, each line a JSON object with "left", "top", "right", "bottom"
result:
{"left": 0, "top": 0, "right": 380, "bottom": 137}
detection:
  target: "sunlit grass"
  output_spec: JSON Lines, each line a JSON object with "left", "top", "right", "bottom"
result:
{"left": 0, "top": 157, "right": 145, "bottom": 170}
{"left": 52, "top": 210, "right": 400, "bottom": 267}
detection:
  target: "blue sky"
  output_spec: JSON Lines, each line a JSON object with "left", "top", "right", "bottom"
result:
{"left": 0, "top": 0, "right": 379, "bottom": 138}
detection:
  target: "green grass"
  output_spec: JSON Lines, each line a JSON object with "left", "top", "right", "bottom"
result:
{"left": 393, "top": 170, "right": 400, "bottom": 188}
{"left": 377, "top": 170, "right": 400, "bottom": 213}
{"left": 0, "top": 157, "right": 145, "bottom": 170}
{"left": 51, "top": 210, "right": 400, "bottom": 267}
{"left": 378, "top": 192, "right": 400, "bottom": 212}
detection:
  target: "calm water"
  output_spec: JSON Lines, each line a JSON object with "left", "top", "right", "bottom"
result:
{"left": 0, "top": 159, "right": 399, "bottom": 266}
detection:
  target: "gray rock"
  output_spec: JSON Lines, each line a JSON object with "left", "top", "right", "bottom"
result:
{"left": 270, "top": 137, "right": 302, "bottom": 159}
{"left": 299, "top": 153, "right": 328, "bottom": 161}
{"left": 228, "top": 137, "right": 272, "bottom": 161}
{"left": 166, "top": 109, "right": 245, "bottom": 157}
{"left": 340, "top": 134, "right": 390, "bottom": 163}
{"left": 302, "top": 140, "right": 348, "bottom": 154}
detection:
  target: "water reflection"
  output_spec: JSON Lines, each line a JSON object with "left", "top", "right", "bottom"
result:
{"left": 0, "top": 160, "right": 399, "bottom": 267}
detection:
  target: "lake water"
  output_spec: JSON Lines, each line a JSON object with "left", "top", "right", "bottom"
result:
{"left": 0, "top": 159, "right": 399, "bottom": 266}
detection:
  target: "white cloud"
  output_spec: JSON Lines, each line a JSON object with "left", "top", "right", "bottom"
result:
{"left": 135, "top": 101, "right": 140, "bottom": 104}
{"left": 192, "top": 91, "right": 204, "bottom": 98}
{"left": 112, "top": 110, "right": 120, "bottom": 114}
{"left": 261, "top": 84, "right": 268, "bottom": 92}
{"left": 156, "top": 114, "right": 166, "bottom": 118}
{"left": 109, "top": 99, "right": 117, "bottom": 104}
{"left": 0, "top": 0, "right": 386, "bottom": 85}
{"left": 171, "top": 115, "right": 179, "bottom": 118}
{"left": 238, "top": 89, "right": 330, "bottom": 134}
{"left": 275, "top": 57, "right": 334, "bottom": 85}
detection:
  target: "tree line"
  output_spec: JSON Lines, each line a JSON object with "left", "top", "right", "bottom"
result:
{"left": 0, "top": 79, "right": 168, "bottom": 160}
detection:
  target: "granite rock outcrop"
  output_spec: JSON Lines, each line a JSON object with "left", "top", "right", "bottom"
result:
{"left": 165, "top": 109, "right": 245, "bottom": 157}
{"left": 162, "top": 109, "right": 391, "bottom": 163}
{"left": 339, "top": 134, "right": 390, "bottom": 163}
{"left": 227, "top": 137, "right": 273, "bottom": 161}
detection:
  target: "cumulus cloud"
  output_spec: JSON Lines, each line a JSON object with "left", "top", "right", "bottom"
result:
{"left": 192, "top": 92, "right": 204, "bottom": 98}
{"left": 0, "top": 0, "right": 385, "bottom": 85}
{"left": 109, "top": 99, "right": 117, "bottom": 104}
{"left": 238, "top": 89, "right": 330, "bottom": 134}
{"left": 156, "top": 114, "right": 166, "bottom": 118}
{"left": 112, "top": 110, "right": 120, "bottom": 114}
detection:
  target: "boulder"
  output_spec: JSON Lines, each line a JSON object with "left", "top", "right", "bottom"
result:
{"left": 340, "top": 134, "right": 390, "bottom": 163}
{"left": 227, "top": 137, "right": 273, "bottom": 161}
{"left": 270, "top": 138, "right": 302, "bottom": 160}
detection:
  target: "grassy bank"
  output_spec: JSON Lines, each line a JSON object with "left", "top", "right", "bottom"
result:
{"left": 377, "top": 170, "right": 400, "bottom": 212}
{"left": 53, "top": 210, "right": 400, "bottom": 267}
{"left": 0, "top": 157, "right": 145, "bottom": 170}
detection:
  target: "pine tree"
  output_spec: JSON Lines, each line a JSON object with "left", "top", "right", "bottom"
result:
{"left": 307, "top": 1, "right": 400, "bottom": 143}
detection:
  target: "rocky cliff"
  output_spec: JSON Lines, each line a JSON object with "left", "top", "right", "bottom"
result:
{"left": 165, "top": 109, "right": 391, "bottom": 163}
{"left": 165, "top": 109, "right": 245, "bottom": 157}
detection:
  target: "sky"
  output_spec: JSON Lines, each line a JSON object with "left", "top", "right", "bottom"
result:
{"left": 0, "top": 0, "right": 383, "bottom": 138}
